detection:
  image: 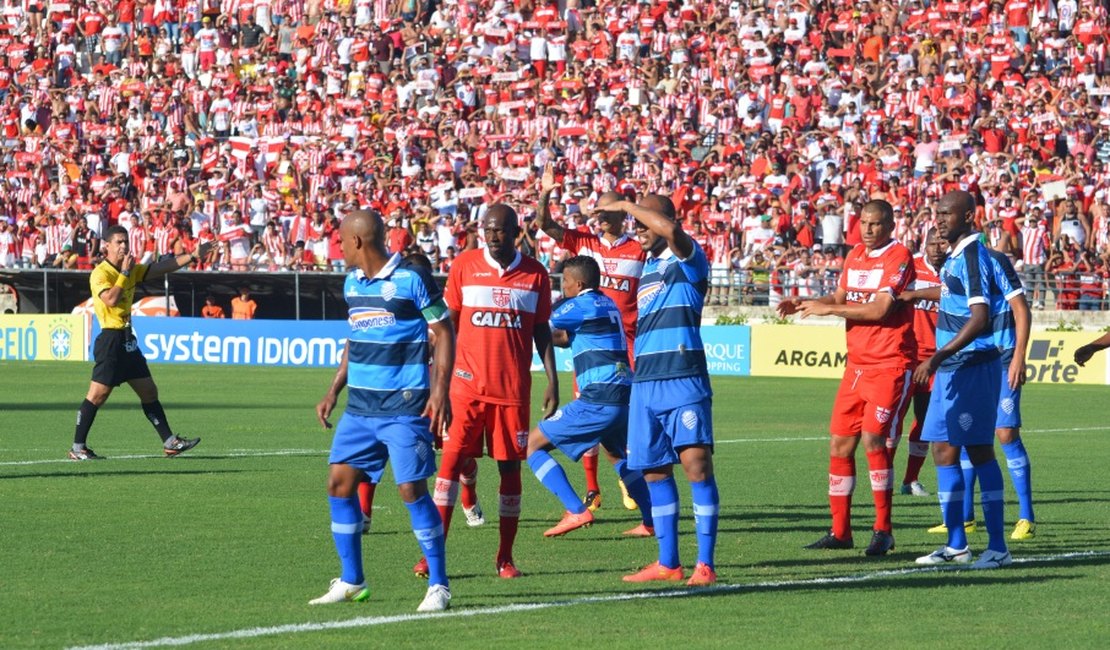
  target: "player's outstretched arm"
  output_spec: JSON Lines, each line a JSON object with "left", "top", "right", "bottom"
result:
{"left": 913, "top": 302, "right": 989, "bottom": 385}
{"left": 898, "top": 286, "right": 940, "bottom": 303}
{"left": 604, "top": 197, "right": 695, "bottom": 260}
{"left": 1074, "top": 332, "right": 1110, "bottom": 367}
{"left": 800, "top": 289, "right": 896, "bottom": 322}
{"left": 1009, "top": 293, "right": 1031, "bottom": 389}
{"left": 534, "top": 322, "right": 559, "bottom": 418}
{"left": 535, "top": 163, "right": 565, "bottom": 243}
{"left": 424, "top": 318, "right": 456, "bottom": 436}
{"left": 317, "top": 341, "right": 349, "bottom": 429}
{"left": 146, "top": 241, "right": 214, "bottom": 281}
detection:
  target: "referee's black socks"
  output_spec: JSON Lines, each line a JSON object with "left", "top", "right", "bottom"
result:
{"left": 74, "top": 399, "right": 98, "bottom": 448}
{"left": 142, "top": 401, "right": 174, "bottom": 443}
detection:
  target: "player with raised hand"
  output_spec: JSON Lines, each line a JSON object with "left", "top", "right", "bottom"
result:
{"left": 419, "top": 204, "right": 559, "bottom": 579}
{"left": 312, "top": 210, "right": 454, "bottom": 611}
{"left": 892, "top": 228, "right": 949, "bottom": 498}
{"left": 535, "top": 163, "right": 645, "bottom": 512}
{"left": 778, "top": 200, "right": 916, "bottom": 557}
{"left": 602, "top": 193, "right": 719, "bottom": 587}
{"left": 69, "top": 225, "right": 212, "bottom": 461}
{"left": 915, "top": 191, "right": 1012, "bottom": 569}
{"left": 525, "top": 255, "right": 654, "bottom": 538}
{"left": 1075, "top": 332, "right": 1110, "bottom": 366}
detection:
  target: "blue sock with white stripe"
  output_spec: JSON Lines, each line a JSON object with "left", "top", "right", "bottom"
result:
{"left": 959, "top": 448, "right": 976, "bottom": 522}
{"left": 976, "top": 459, "right": 1008, "bottom": 553}
{"left": 405, "top": 494, "right": 448, "bottom": 587}
{"left": 647, "top": 477, "right": 680, "bottom": 569}
{"left": 1001, "top": 439, "right": 1034, "bottom": 521}
{"left": 614, "top": 460, "right": 653, "bottom": 527}
{"left": 936, "top": 464, "right": 968, "bottom": 550}
{"left": 690, "top": 477, "right": 720, "bottom": 569}
{"left": 527, "top": 450, "right": 586, "bottom": 514}
{"left": 328, "top": 495, "right": 364, "bottom": 585}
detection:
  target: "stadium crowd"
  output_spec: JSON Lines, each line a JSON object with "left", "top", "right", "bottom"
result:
{"left": 1, "top": 0, "right": 1110, "bottom": 309}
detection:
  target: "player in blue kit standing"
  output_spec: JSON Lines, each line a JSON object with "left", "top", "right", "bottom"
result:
{"left": 525, "top": 255, "right": 654, "bottom": 538}
{"left": 597, "top": 194, "right": 719, "bottom": 587}
{"left": 914, "top": 191, "right": 1012, "bottom": 569}
{"left": 312, "top": 210, "right": 455, "bottom": 610}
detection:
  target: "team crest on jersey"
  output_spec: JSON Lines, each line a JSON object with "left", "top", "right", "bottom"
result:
{"left": 381, "top": 281, "right": 397, "bottom": 302}
{"left": 958, "top": 412, "right": 973, "bottom": 432}
{"left": 657, "top": 258, "right": 672, "bottom": 274}
{"left": 1001, "top": 398, "right": 1015, "bottom": 415}
{"left": 492, "top": 288, "right": 512, "bottom": 307}
{"left": 681, "top": 409, "right": 698, "bottom": 431}
{"left": 874, "top": 406, "right": 892, "bottom": 424}
{"left": 603, "top": 259, "right": 619, "bottom": 274}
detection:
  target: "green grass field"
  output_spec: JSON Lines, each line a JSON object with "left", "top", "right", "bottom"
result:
{"left": 2, "top": 361, "right": 1109, "bottom": 649}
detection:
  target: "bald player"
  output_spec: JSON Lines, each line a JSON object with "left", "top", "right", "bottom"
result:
{"left": 535, "top": 164, "right": 645, "bottom": 511}
{"left": 313, "top": 210, "right": 454, "bottom": 610}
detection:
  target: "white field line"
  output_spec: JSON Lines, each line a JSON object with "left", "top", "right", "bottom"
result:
{"left": 4, "top": 426, "right": 1108, "bottom": 467}
{"left": 66, "top": 550, "right": 1110, "bottom": 650}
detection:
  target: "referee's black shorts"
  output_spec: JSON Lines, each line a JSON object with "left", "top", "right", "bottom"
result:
{"left": 91, "top": 328, "right": 152, "bottom": 387}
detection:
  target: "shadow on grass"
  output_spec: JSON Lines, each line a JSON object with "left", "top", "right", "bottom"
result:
{"left": 0, "top": 401, "right": 300, "bottom": 412}
{"left": 0, "top": 468, "right": 253, "bottom": 480}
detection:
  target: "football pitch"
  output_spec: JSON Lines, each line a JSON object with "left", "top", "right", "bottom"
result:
{"left": 2, "top": 362, "right": 1109, "bottom": 649}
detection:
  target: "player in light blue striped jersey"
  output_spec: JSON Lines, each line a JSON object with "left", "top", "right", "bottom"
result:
{"left": 915, "top": 191, "right": 1012, "bottom": 569}
{"left": 598, "top": 194, "right": 719, "bottom": 587}
{"left": 525, "top": 256, "right": 654, "bottom": 538}
{"left": 311, "top": 210, "right": 455, "bottom": 611}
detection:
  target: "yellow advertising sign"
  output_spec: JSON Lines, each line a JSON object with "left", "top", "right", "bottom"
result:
{"left": 750, "top": 324, "right": 847, "bottom": 379}
{"left": 1023, "top": 332, "right": 1105, "bottom": 385}
{"left": 0, "top": 314, "right": 87, "bottom": 362}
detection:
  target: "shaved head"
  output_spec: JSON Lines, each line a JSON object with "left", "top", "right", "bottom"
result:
{"left": 641, "top": 194, "right": 676, "bottom": 221}
{"left": 484, "top": 203, "right": 520, "bottom": 235}
{"left": 342, "top": 209, "right": 385, "bottom": 247}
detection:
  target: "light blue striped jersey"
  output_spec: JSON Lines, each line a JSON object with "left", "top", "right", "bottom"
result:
{"left": 343, "top": 253, "right": 448, "bottom": 416}
{"left": 633, "top": 242, "right": 710, "bottom": 382}
{"left": 985, "top": 249, "right": 1024, "bottom": 357}
{"left": 937, "top": 234, "right": 1001, "bottom": 370}
{"left": 551, "top": 289, "right": 632, "bottom": 405}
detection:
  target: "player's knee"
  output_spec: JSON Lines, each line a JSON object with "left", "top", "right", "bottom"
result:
{"left": 496, "top": 460, "right": 521, "bottom": 474}
{"left": 679, "top": 446, "right": 713, "bottom": 482}
{"left": 326, "top": 468, "right": 359, "bottom": 497}
{"left": 965, "top": 444, "right": 996, "bottom": 466}
{"left": 396, "top": 480, "right": 427, "bottom": 503}
{"left": 525, "top": 430, "right": 550, "bottom": 455}
{"left": 995, "top": 428, "right": 1019, "bottom": 444}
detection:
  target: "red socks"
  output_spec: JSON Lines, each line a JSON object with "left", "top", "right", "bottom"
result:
{"left": 828, "top": 456, "right": 856, "bottom": 540}
{"left": 582, "top": 446, "right": 600, "bottom": 493}
{"left": 357, "top": 481, "right": 376, "bottom": 518}
{"left": 867, "top": 449, "right": 894, "bottom": 533}
{"left": 497, "top": 469, "right": 522, "bottom": 564}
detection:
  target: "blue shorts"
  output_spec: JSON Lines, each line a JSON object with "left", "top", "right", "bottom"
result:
{"left": 627, "top": 376, "right": 714, "bottom": 471}
{"left": 921, "top": 359, "right": 1001, "bottom": 447}
{"left": 328, "top": 413, "right": 437, "bottom": 485}
{"left": 539, "top": 400, "right": 628, "bottom": 461}
{"left": 996, "top": 355, "right": 1022, "bottom": 430}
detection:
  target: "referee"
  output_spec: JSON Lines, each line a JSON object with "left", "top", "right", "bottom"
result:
{"left": 69, "top": 225, "right": 213, "bottom": 461}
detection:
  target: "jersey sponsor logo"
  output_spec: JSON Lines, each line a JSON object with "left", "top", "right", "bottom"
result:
{"left": 381, "top": 281, "right": 397, "bottom": 302}
{"left": 454, "top": 368, "right": 473, "bottom": 380}
{"left": 845, "top": 290, "right": 877, "bottom": 304}
{"left": 847, "top": 268, "right": 884, "bottom": 290}
{"left": 470, "top": 310, "right": 523, "bottom": 328}
{"left": 492, "top": 287, "right": 512, "bottom": 307}
{"left": 637, "top": 281, "right": 663, "bottom": 310}
{"left": 349, "top": 309, "right": 397, "bottom": 330}
{"left": 600, "top": 275, "right": 632, "bottom": 292}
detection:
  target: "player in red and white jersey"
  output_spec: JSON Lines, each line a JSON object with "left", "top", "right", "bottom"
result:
{"left": 421, "top": 205, "right": 558, "bottom": 580}
{"left": 890, "top": 231, "right": 949, "bottom": 498}
{"left": 534, "top": 163, "right": 644, "bottom": 512}
{"left": 778, "top": 200, "right": 916, "bottom": 556}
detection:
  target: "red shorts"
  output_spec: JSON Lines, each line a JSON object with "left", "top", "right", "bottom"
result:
{"left": 829, "top": 366, "right": 912, "bottom": 438}
{"left": 442, "top": 393, "right": 529, "bottom": 461}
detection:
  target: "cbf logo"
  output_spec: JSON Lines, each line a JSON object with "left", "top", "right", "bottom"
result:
{"left": 49, "top": 318, "right": 73, "bottom": 360}
{"left": 492, "top": 288, "right": 512, "bottom": 308}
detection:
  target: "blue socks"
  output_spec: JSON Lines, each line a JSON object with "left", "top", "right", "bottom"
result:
{"left": 690, "top": 477, "right": 719, "bottom": 569}
{"left": 960, "top": 448, "right": 977, "bottom": 523}
{"left": 614, "top": 459, "right": 653, "bottom": 527}
{"left": 647, "top": 477, "right": 680, "bottom": 569}
{"left": 976, "top": 459, "right": 1008, "bottom": 553}
{"left": 328, "top": 495, "right": 364, "bottom": 585}
{"left": 405, "top": 494, "right": 448, "bottom": 587}
{"left": 1001, "top": 439, "right": 1034, "bottom": 522}
{"left": 527, "top": 450, "right": 587, "bottom": 514}
{"left": 936, "top": 464, "right": 968, "bottom": 550}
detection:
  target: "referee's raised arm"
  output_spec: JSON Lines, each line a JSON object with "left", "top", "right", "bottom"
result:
{"left": 145, "top": 240, "right": 215, "bottom": 281}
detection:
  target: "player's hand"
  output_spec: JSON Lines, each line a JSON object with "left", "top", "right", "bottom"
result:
{"left": 776, "top": 297, "right": 800, "bottom": 317}
{"left": 1074, "top": 344, "right": 1096, "bottom": 367}
{"left": 120, "top": 254, "right": 135, "bottom": 273}
{"left": 913, "top": 356, "right": 938, "bottom": 387}
{"left": 196, "top": 241, "right": 215, "bottom": 260}
{"left": 316, "top": 393, "right": 337, "bottom": 429}
{"left": 797, "top": 300, "right": 828, "bottom": 318}
{"left": 896, "top": 290, "right": 916, "bottom": 303}
{"left": 422, "top": 391, "right": 451, "bottom": 439}
{"left": 539, "top": 162, "right": 558, "bottom": 193}
{"left": 1008, "top": 355, "right": 1027, "bottom": 390}
{"left": 541, "top": 384, "right": 558, "bottom": 419}
{"left": 594, "top": 193, "right": 620, "bottom": 213}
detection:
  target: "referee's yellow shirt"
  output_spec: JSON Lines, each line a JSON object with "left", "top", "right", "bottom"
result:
{"left": 90, "top": 261, "right": 149, "bottom": 329}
